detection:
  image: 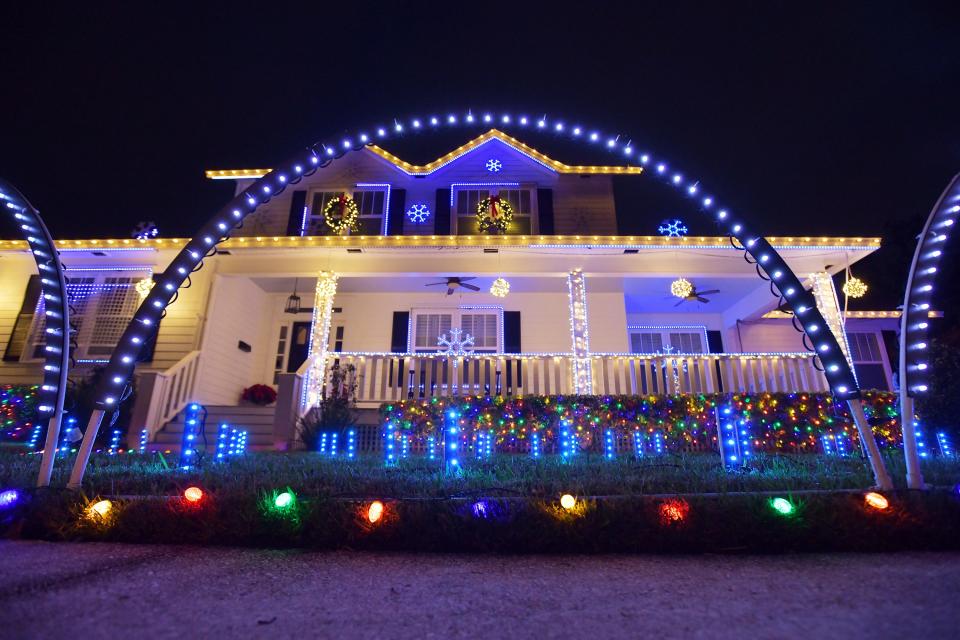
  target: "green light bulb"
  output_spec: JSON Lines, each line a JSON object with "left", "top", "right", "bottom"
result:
{"left": 770, "top": 497, "right": 794, "bottom": 516}
{"left": 275, "top": 491, "right": 294, "bottom": 509}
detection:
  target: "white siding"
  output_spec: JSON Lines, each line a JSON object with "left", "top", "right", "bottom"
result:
{"left": 0, "top": 255, "right": 42, "bottom": 384}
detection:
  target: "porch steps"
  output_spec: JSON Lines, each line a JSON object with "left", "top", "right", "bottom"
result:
{"left": 153, "top": 404, "right": 276, "bottom": 451}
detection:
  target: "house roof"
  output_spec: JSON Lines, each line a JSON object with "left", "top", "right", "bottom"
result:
{"left": 204, "top": 129, "right": 645, "bottom": 179}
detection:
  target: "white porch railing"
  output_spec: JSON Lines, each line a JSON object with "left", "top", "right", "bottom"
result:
{"left": 131, "top": 350, "right": 203, "bottom": 440}
{"left": 321, "top": 352, "right": 829, "bottom": 406}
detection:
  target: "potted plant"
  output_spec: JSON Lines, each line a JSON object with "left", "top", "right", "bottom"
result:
{"left": 297, "top": 364, "right": 358, "bottom": 450}
{"left": 241, "top": 384, "right": 277, "bottom": 406}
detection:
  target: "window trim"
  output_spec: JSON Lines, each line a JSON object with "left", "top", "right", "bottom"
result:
{"left": 409, "top": 306, "right": 504, "bottom": 354}
{"left": 627, "top": 325, "right": 709, "bottom": 355}
{"left": 24, "top": 269, "right": 151, "bottom": 364}
{"left": 303, "top": 183, "right": 392, "bottom": 236}
{"left": 450, "top": 183, "right": 537, "bottom": 235}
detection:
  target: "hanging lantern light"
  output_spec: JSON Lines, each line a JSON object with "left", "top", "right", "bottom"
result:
{"left": 670, "top": 277, "right": 694, "bottom": 299}
{"left": 490, "top": 277, "right": 510, "bottom": 298}
{"left": 842, "top": 276, "right": 868, "bottom": 299}
{"left": 284, "top": 278, "right": 301, "bottom": 314}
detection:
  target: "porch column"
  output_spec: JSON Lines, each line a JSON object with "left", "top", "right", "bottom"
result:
{"left": 566, "top": 268, "right": 592, "bottom": 394}
{"left": 809, "top": 271, "right": 854, "bottom": 369}
{"left": 303, "top": 270, "right": 339, "bottom": 410}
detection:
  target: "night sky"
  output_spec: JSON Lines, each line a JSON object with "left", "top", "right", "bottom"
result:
{"left": 2, "top": 3, "right": 958, "bottom": 326}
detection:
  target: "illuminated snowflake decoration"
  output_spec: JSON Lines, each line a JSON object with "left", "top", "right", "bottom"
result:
{"left": 658, "top": 219, "right": 688, "bottom": 237}
{"left": 438, "top": 327, "right": 475, "bottom": 356}
{"left": 131, "top": 221, "right": 159, "bottom": 240}
{"left": 485, "top": 158, "right": 503, "bottom": 173}
{"left": 406, "top": 203, "right": 431, "bottom": 223}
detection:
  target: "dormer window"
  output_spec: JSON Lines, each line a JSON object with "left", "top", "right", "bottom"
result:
{"left": 453, "top": 186, "right": 534, "bottom": 235}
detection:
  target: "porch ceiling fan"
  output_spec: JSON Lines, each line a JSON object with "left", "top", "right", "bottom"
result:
{"left": 425, "top": 276, "right": 481, "bottom": 296}
{"left": 670, "top": 278, "right": 720, "bottom": 306}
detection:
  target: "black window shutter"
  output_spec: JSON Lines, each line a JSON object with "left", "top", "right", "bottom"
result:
{"left": 391, "top": 311, "right": 410, "bottom": 353}
{"left": 707, "top": 330, "right": 724, "bottom": 354}
{"left": 434, "top": 189, "right": 451, "bottom": 235}
{"left": 286, "top": 190, "right": 307, "bottom": 236}
{"left": 388, "top": 188, "right": 406, "bottom": 236}
{"left": 3, "top": 275, "right": 41, "bottom": 362}
{"left": 537, "top": 188, "right": 555, "bottom": 234}
{"left": 504, "top": 311, "right": 521, "bottom": 353}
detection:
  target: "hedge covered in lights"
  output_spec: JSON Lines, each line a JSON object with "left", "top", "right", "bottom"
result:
{"left": 380, "top": 391, "right": 903, "bottom": 454}
{"left": 0, "top": 385, "right": 39, "bottom": 443}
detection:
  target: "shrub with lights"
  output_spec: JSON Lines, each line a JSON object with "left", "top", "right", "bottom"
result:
{"left": 0, "top": 385, "right": 40, "bottom": 444}
{"left": 379, "top": 391, "right": 905, "bottom": 460}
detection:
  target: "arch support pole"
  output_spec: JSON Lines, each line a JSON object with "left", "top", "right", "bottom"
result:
{"left": 899, "top": 395, "right": 924, "bottom": 489}
{"left": 847, "top": 399, "right": 893, "bottom": 490}
{"left": 67, "top": 410, "right": 105, "bottom": 489}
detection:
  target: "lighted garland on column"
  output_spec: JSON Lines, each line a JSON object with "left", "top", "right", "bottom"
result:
{"left": 304, "top": 271, "right": 340, "bottom": 409}
{"left": 323, "top": 195, "right": 360, "bottom": 234}
{"left": 476, "top": 195, "right": 514, "bottom": 233}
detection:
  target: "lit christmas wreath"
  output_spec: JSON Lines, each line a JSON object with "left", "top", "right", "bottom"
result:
{"left": 323, "top": 194, "right": 360, "bottom": 234}
{"left": 476, "top": 195, "right": 514, "bottom": 233}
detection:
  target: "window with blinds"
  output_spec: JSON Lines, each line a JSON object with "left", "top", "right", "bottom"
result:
{"left": 453, "top": 187, "right": 533, "bottom": 235}
{"left": 628, "top": 327, "right": 707, "bottom": 354}
{"left": 411, "top": 309, "right": 501, "bottom": 353}
{"left": 304, "top": 188, "right": 388, "bottom": 236}
{"left": 27, "top": 275, "right": 143, "bottom": 362}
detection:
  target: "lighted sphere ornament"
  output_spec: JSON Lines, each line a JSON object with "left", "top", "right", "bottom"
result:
{"left": 842, "top": 277, "right": 868, "bottom": 299}
{"left": 183, "top": 486, "right": 204, "bottom": 503}
{"left": 135, "top": 277, "right": 155, "bottom": 300}
{"left": 670, "top": 277, "right": 694, "bottom": 299}
{"left": 476, "top": 196, "right": 514, "bottom": 233}
{"left": 559, "top": 494, "right": 576, "bottom": 510}
{"left": 0, "top": 489, "right": 19, "bottom": 509}
{"left": 657, "top": 218, "right": 688, "bottom": 237}
{"left": 490, "top": 277, "right": 510, "bottom": 298}
{"left": 323, "top": 194, "right": 361, "bottom": 234}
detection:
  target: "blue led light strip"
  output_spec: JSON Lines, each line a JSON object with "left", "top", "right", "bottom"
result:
{"left": 444, "top": 409, "right": 461, "bottom": 471}
{"left": 0, "top": 180, "right": 72, "bottom": 487}
{"left": 179, "top": 403, "right": 203, "bottom": 469}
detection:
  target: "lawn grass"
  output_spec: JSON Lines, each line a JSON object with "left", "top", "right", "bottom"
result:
{"left": 3, "top": 450, "right": 960, "bottom": 552}
{"left": 2, "top": 449, "right": 959, "bottom": 498}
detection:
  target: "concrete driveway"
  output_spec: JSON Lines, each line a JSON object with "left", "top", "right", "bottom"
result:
{"left": 1, "top": 541, "right": 957, "bottom": 639}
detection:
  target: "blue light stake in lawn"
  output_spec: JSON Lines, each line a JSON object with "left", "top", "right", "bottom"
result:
{"left": 530, "top": 431, "right": 541, "bottom": 459}
{"left": 215, "top": 423, "right": 230, "bottom": 461}
{"left": 0, "top": 180, "right": 71, "bottom": 488}
{"left": 68, "top": 108, "right": 889, "bottom": 489}
{"left": 717, "top": 405, "right": 752, "bottom": 469}
{"left": 633, "top": 431, "right": 645, "bottom": 458}
{"left": 604, "top": 429, "right": 616, "bottom": 460}
{"left": 444, "top": 409, "right": 461, "bottom": 472}
{"left": 179, "top": 403, "right": 204, "bottom": 470}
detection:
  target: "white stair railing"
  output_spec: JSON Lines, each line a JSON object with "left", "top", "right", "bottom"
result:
{"left": 133, "top": 350, "right": 203, "bottom": 440}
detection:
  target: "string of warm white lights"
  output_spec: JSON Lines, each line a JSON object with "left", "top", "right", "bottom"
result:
{"left": 566, "top": 269, "right": 592, "bottom": 393}
{"left": 304, "top": 271, "right": 339, "bottom": 409}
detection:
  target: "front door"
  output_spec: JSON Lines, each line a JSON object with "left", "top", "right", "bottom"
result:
{"left": 286, "top": 321, "right": 311, "bottom": 372}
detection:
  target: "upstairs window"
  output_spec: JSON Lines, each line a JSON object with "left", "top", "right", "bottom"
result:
{"left": 453, "top": 187, "right": 533, "bottom": 235}
{"left": 27, "top": 274, "right": 144, "bottom": 363}
{"left": 304, "top": 186, "right": 389, "bottom": 236}
{"left": 628, "top": 326, "right": 707, "bottom": 355}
